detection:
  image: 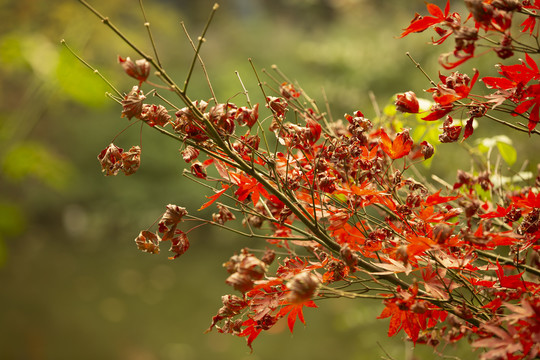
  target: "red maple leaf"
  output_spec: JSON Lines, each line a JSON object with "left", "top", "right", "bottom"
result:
{"left": 495, "top": 261, "right": 526, "bottom": 291}
{"left": 406, "top": 235, "right": 436, "bottom": 261}
{"left": 521, "top": 15, "right": 537, "bottom": 35}
{"left": 229, "top": 172, "right": 270, "bottom": 206}
{"left": 198, "top": 183, "right": 231, "bottom": 210}
{"left": 432, "top": 70, "right": 479, "bottom": 105}
{"left": 239, "top": 318, "right": 263, "bottom": 351}
{"left": 423, "top": 190, "right": 460, "bottom": 206}
{"left": 480, "top": 204, "right": 512, "bottom": 219}
{"left": 514, "top": 83, "right": 540, "bottom": 132}
{"left": 379, "top": 128, "right": 414, "bottom": 160}
{"left": 276, "top": 300, "right": 317, "bottom": 333}
{"left": 482, "top": 54, "right": 540, "bottom": 131}
{"left": 422, "top": 104, "right": 453, "bottom": 121}
{"left": 510, "top": 189, "right": 540, "bottom": 211}
{"left": 378, "top": 291, "right": 426, "bottom": 343}
{"left": 276, "top": 257, "right": 323, "bottom": 279}
{"left": 400, "top": 1, "right": 451, "bottom": 38}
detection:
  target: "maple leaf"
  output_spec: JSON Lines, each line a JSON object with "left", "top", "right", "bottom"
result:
{"left": 521, "top": 15, "right": 537, "bottom": 35}
{"left": 168, "top": 230, "right": 190, "bottom": 260}
{"left": 349, "top": 180, "right": 385, "bottom": 197}
{"left": 421, "top": 266, "right": 459, "bottom": 300}
{"left": 277, "top": 300, "right": 317, "bottom": 333}
{"left": 199, "top": 183, "right": 231, "bottom": 211}
{"left": 482, "top": 54, "right": 540, "bottom": 131}
{"left": 406, "top": 235, "right": 436, "bottom": 260}
{"left": 276, "top": 257, "right": 323, "bottom": 279}
{"left": 422, "top": 104, "right": 453, "bottom": 121}
{"left": 424, "top": 190, "right": 460, "bottom": 206}
{"left": 229, "top": 172, "right": 270, "bottom": 206}
{"left": 471, "top": 324, "right": 523, "bottom": 359}
{"left": 495, "top": 261, "right": 526, "bottom": 291}
{"left": 415, "top": 205, "right": 448, "bottom": 223}
{"left": 503, "top": 297, "right": 537, "bottom": 325}
{"left": 371, "top": 257, "right": 413, "bottom": 276}
{"left": 379, "top": 128, "right": 414, "bottom": 160}
{"left": 239, "top": 318, "right": 263, "bottom": 351}
{"left": 400, "top": 1, "right": 451, "bottom": 38}
{"left": 427, "top": 70, "right": 479, "bottom": 106}
{"left": 378, "top": 293, "right": 425, "bottom": 343}
{"left": 248, "top": 288, "right": 282, "bottom": 321}
{"left": 510, "top": 189, "right": 540, "bottom": 211}
{"left": 327, "top": 211, "right": 350, "bottom": 231}
{"left": 330, "top": 222, "right": 370, "bottom": 253}
{"left": 97, "top": 143, "right": 124, "bottom": 176}
{"left": 479, "top": 204, "right": 512, "bottom": 219}
{"left": 513, "top": 83, "right": 540, "bottom": 132}
{"left": 462, "top": 117, "right": 475, "bottom": 140}
{"left": 158, "top": 204, "right": 188, "bottom": 238}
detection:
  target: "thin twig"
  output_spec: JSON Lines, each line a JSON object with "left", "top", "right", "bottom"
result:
{"left": 235, "top": 70, "right": 252, "bottom": 107}
{"left": 183, "top": 3, "right": 219, "bottom": 94}
{"left": 406, "top": 52, "right": 436, "bottom": 87}
{"left": 180, "top": 21, "right": 218, "bottom": 102}
{"left": 138, "top": 0, "right": 162, "bottom": 67}
{"left": 60, "top": 39, "right": 122, "bottom": 97}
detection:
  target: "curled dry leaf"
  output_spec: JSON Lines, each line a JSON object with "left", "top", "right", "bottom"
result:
{"left": 121, "top": 86, "right": 145, "bottom": 120}
{"left": 97, "top": 143, "right": 124, "bottom": 176}
{"left": 169, "top": 231, "right": 190, "bottom": 260}
{"left": 158, "top": 204, "right": 188, "bottom": 237}
{"left": 118, "top": 56, "right": 150, "bottom": 85}
{"left": 395, "top": 91, "right": 420, "bottom": 113}
{"left": 135, "top": 230, "right": 161, "bottom": 254}
{"left": 140, "top": 104, "right": 171, "bottom": 127}
{"left": 121, "top": 146, "right": 141, "bottom": 175}
{"left": 181, "top": 145, "right": 200, "bottom": 163}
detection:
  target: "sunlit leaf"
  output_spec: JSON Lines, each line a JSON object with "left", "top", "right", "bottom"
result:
{"left": 496, "top": 141, "right": 517, "bottom": 166}
{"left": 2, "top": 141, "right": 73, "bottom": 190}
{"left": 56, "top": 47, "right": 109, "bottom": 108}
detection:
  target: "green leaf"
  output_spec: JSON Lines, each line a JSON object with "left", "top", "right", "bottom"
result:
{"left": 2, "top": 141, "right": 74, "bottom": 190}
{"left": 473, "top": 183, "right": 491, "bottom": 202}
{"left": 0, "top": 33, "right": 26, "bottom": 68}
{"left": 55, "top": 47, "right": 109, "bottom": 108}
{"left": 496, "top": 141, "right": 517, "bottom": 166}
{"left": 383, "top": 103, "right": 397, "bottom": 117}
{"left": 0, "top": 202, "right": 26, "bottom": 237}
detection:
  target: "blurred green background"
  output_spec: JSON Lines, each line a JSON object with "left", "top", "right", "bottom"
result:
{"left": 1, "top": 0, "right": 538, "bottom": 359}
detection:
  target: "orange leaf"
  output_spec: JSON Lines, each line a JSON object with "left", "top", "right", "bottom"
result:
{"left": 424, "top": 190, "right": 460, "bottom": 206}
{"left": 198, "top": 184, "right": 230, "bottom": 210}
{"left": 277, "top": 300, "right": 317, "bottom": 333}
{"left": 379, "top": 128, "right": 413, "bottom": 160}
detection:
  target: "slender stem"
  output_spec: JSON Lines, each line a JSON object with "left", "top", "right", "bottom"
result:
{"left": 60, "top": 39, "right": 122, "bottom": 98}
{"left": 186, "top": 214, "right": 315, "bottom": 242}
{"left": 79, "top": 0, "right": 152, "bottom": 62}
{"left": 406, "top": 52, "right": 436, "bottom": 87}
{"left": 476, "top": 249, "right": 540, "bottom": 277}
{"left": 138, "top": 0, "right": 162, "bottom": 67}
{"left": 319, "top": 284, "right": 387, "bottom": 299}
{"left": 152, "top": 126, "right": 239, "bottom": 168}
{"left": 183, "top": 3, "right": 219, "bottom": 93}
{"left": 180, "top": 21, "right": 218, "bottom": 102}
{"left": 485, "top": 113, "right": 540, "bottom": 136}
